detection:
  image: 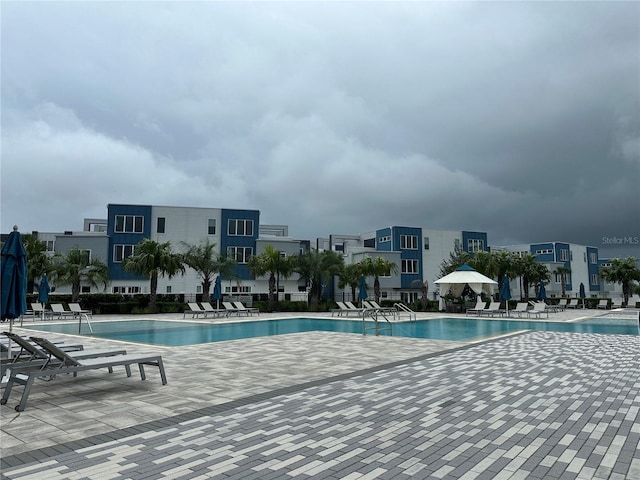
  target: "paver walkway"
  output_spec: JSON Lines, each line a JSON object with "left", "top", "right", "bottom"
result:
{"left": 2, "top": 329, "right": 638, "bottom": 479}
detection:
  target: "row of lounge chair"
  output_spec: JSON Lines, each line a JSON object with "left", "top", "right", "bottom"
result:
{"left": 25, "top": 302, "right": 92, "bottom": 321}
{"left": 0, "top": 331, "right": 167, "bottom": 412}
{"left": 466, "top": 300, "right": 549, "bottom": 318}
{"left": 184, "top": 301, "right": 259, "bottom": 318}
{"left": 331, "top": 301, "right": 405, "bottom": 319}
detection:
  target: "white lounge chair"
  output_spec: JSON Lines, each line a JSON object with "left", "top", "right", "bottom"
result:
{"left": 183, "top": 303, "right": 207, "bottom": 318}
{"left": 528, "top": 302, "right": 548, "bottom": 318}
{"left": 509, "top": 303, "right": 529, "bottom": 318}
{"left": 50, "top": 304, "right": 76, "bottom": 319}
{"left": 566, "top": 299, "right": 581, "bottom": 309}
{"left": 596, "top": 299, "right": 609, "bottom": 310}
{"left": 554, "top": 299, "right": 568, "bottom": 311}
{"left": 222, "top": 302, "right": 247, "bottom": 316}
{"left": 200, "top": 302, "right": 228, "bottom": 318}
{"left": 466, "top": 300, "right": 486, "bottom": 316}
{"left": 233, "top": 302, "right": 259, "bottom": 316}
{"left": 478, "top": 302, "right": 505, "bottom": 317}
{"left": 331, "top": 302, "right": 358, "bottom": 317}
{"left": 68, "top": 303, "right": 92, "bottom": 319}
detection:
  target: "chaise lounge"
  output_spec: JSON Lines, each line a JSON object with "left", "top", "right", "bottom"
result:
{"left": 1, "top": 337, "right": 167, "bottom": 412}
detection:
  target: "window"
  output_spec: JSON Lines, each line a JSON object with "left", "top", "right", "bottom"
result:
{"left": 128, "top": 286, "right": 140, "bottom": 294}
{"left": 45, "top": 240, "right": 55, "bottom": 251}
{"left": 228, "top": 219, "right": 253, "bottom": 236}
{"left": 536, "top": 249, "right": 553, "bottom": 255}
{"left": 114, "top": 215, "right": 144, "bottom": 233}
{"left": 401, "top": 259, "right": 418, "bottom": 273}
{"left": 81, "top": 286, "right": 91, "bottom": 293}
{"left": 208, "top": 219, "right": 216, "bottom": 235}
{"left": 157, "top": 217, "right": 165, "bottom": 234}
{"left": 378, "top": 236, "right": 390, "bottom": 243}
{"left": 166, "top": 286, "right": 172, "bottom": 293}
{"left": 590, "top": 253, "right": 598, "bottom": 264}
{"left": 559, "top": 249, "right": 569, "bottom": 261}
{"left": 196, "top": 285, "right": 202, "bottom": 293}
{"left": 591, "top": 274, "right": 599, "bottom": 286}
{"left": 227, "top": 246, "right": 253, "bottom": 264}
{"left": 424, "top": 237, "right": 429, "bottom": 250}
{"left": 400, "top": 235, "right": 418, "bottom": 250}
{"left": 113, "top": 244, "right": 135, "bottom": 262}
{"left": 468, "top": 239, "right": 484, "bottom": 252}
{"left": 454, "top": 239, "right": 461, "bottom": 250}
{"left": 224, "top": 285, "right": 252, "bottom": 294}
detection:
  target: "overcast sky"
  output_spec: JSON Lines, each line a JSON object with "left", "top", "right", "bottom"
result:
{"left": 2, "top": 1, "right": 639, "bottom": 257}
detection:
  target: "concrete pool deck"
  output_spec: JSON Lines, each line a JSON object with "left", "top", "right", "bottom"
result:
{"left": 1, "top": 308, "right": 638, "bottom": 479}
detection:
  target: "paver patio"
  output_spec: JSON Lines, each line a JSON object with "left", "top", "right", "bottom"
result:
{"left": 1, "top": 310, "right": 638, "bottom": 479}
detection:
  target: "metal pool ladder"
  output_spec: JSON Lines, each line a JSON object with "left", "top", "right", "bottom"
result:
{"left": 78, "top": 313, "right": 94, "bottom": 335}
{"left": 362, "top": 309, "right": 393, "bottom": 336}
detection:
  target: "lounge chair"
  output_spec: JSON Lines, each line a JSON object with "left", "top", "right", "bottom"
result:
{"left": 566, "top": 299, "right": 581, "bottom": 309}
{"left": 466, "top": 300, "right": 487, "bottom": 316}
{"left": 29, "top": 303, "right": 51, "bottom": 321}
{"left": 554, "top": 299, "right": 568, "bottom": 311}
{"left": 184, "top": 302, "right": 207, "bottom": 318}
{"left": 222, "top": 302, "right": 246, "bottom": 316}
{"left": 50, "top": 303, "right": 76, "bottom": 319}
{"left": 478, "top": 302, "right": 505, "bottom": 317}
{"left": 610, "top": 299, "right": 624, "bottom": 309}
{"left": 596, "top": 299, "right": 609, "bottom": 310}
{"left": 68, "top": 303, "right": 92, "bottom": 319}
{"left": 233, "top": 302, "right": 259, "bottom": 316}
{"left": 1, "top": 332, "right": 127, "bottom": 378}
{"left": 1, "top": 336, "right": 166, "bottom": 412}
{"left": 331, "top": 301, "right": 355, "bottom": 317}
{"left": 509, "top": 303, "right": 529, "bottom": 318}
{"left": 200, "top": 302, "right": 228, "bottom": 318}
{"left": 527, "top": 302, "right": 549, "bottom": 318}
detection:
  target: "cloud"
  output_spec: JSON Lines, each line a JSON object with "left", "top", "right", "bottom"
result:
{"left": 1, "top": 1, "right": 638, "bottom": 258}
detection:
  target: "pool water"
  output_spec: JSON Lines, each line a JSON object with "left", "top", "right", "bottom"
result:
{"left": 22, "top": 317, "right": 640, "bottom": 347}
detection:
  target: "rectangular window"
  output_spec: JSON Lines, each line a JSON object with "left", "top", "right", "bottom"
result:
{"left": 208, "top": 219, "right": 216, "bottom": 235}
{"left": 166, "top": 285, "right": 172, "bottom": 293}
{"left": 81, "top": 286, "right": 91, "bottom": 293}
{"left": 535, "top": 249, "right": 553, "bottom": 255}
{"left": 227, "top": 246, "right": 253, "bottom": 264}
{"left": 157, "top": 217, "right": 165, "bottom": 233}
{"left": 401, "top": 259, "right": 418, "bottom": 273}
{"left": 591, "top": 274, "right": 599, "bottom": 286}
{"left": 559, "top": 249, "right": 569, "bottom": 261}
{"left": 128, "top": 286, "right": 140, "bottom": 294}
{"left": 114, "top": 215, "right": 144, "bottom": 233}
{"left": 400, "top": 235, "right": 418, "bottom": 250}
{"left": 224, "top": 285, "right": 252, "bottom": 293}
{"left": 424, "top": 237, "right": 429, "bottom": 250}
{"left": 228, "top": 219, "right": 254, "bottom": 237}
{"left": 590, "top": 253, "right": 597, "bottom": 264}
{"left": 468, "top": 239, "right": 484, "bottom": 252}
{"left": 113, "top": 244, "right": 135, "bottom": 263}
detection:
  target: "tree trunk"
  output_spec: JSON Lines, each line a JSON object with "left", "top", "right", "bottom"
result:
{"left": 72, "top": 281, "right": 81, "bottom": 303}
{"left": 268, "top": 273, "right": 276, "bottom": 311}
{"left": 202, "top": 279, "right": 211, "bottom": 302}
{"left": 374, "top": 277, "right": 381, "bottom": 303}
{"left": 149, "top": 272, "right": 158, "bottom": 313}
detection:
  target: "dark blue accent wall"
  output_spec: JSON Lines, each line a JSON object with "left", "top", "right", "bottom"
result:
{"left": 375, "top": 227, "right": 393, "bottom": 251}
{"left": 107, "top": 204, "right": 152, "bottom": 281}
{"left": 530, "top": 243, "right": 555, "bottom": 262}
{"left": 220, "top": 209, "right": 260, "bottom": 280}
{"left": 587, "top": 247, "right": 600, "bottom": 291}
{"left": 462, "top": 231, "right": 488, "bottom": 253}
{"left": 392, "top": 226, "right": 423, "bottom": 288}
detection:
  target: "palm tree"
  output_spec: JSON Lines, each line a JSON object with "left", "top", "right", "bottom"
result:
{"left": 600, "top": 257, "right": 640, "bottom": 306}
{"left": 248, "top": 245, "right": 296, "bottom": 311}
{"left": 22, "top": 234, "right": 51, "bottom": 293}
{"left": 439, "top": 244, "right": 471, "bottom": 277}
{"left": 123, "top": 239, "right": 184, "bottom": 313}
{"left": 553, "top": 266, "right": 572, "bottom": 297}
{"left": 338, "top": 263, "right": 362, "bottom": 303}
{"left": 359, "top": 256, "right": 399, "bottom": 303}
{"left": 49, "top": 248, "right": 109, "bottom": 302}
{"left": 296, "top": 249, "right": 344, "bottom": 309}
{"left": 512, "top": 253, "right": 540, "bottom": 301}
{"left": 181, "top": 240, "right": 236, "bottom": 302}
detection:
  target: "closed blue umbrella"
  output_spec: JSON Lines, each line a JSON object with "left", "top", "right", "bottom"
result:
{"left": 211, "top": 275, "right": 222, "bottom": 309}
{"left": 579, "top": 282, "right": 586, "bottom": 308}
{"left": 538, "top": 281, "right": 547, "bottom": 301}
{"left": 38, "top": 274, "right": 51, "bottom": 320}
{"left": 500, "top": 276, "right": 511, "bottom": 316}
{"left": 358, "top": 276, "right": 368, "bottom": 305}
{"left": 1, "top": 226, "right": 28, "bottom": 332}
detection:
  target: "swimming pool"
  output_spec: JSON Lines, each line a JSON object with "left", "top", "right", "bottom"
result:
{"left": 22, "top": 317, "right": 640, "bottom": 346}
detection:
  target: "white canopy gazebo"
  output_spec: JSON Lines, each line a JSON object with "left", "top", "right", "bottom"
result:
{"left": 434, "top": 264, "right": 498, "bottom": 311}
